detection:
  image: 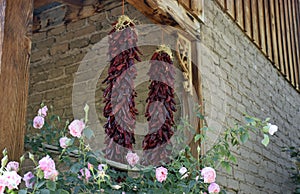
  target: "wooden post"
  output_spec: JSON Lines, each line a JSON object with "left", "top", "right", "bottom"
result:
{"left": 191, "top": 40, "right": 204, "bottom": 159}
{"left": 0, "top": 0, "right": 33, "bottom": 160}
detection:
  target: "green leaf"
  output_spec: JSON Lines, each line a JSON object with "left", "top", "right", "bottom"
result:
{"left": 262, "top": 125, "right": 270, "bottom": 133}
{"left": 245, "top": 117, "right": 254, "bottom": 124}
{"left": 83, "top": 128, "right": 94, "bottom": 140}
{"left": 221, "top": 161, "right": 232, "bottom": 173}
{"left": 36, "top": 180, "right": 46, "bottom": 189}
{"left": 196, "top": 112, "right": 204, "bottom": 120}
{"left": 70, "top": 163, "right": 82, "bottom": 173}
{"left": 194, "top": 134, "right": 202, "bottom": 142}
{"left": 201, "top": 127, "right": 209, "bottom": 131}
{"left": 261, "top": 134, "right": 270, "bottom": 147}
{"left": 188, "top": 180, "right": 196, "bottom": 189}
{"left": 219, "top": 190, "right": 227, "bottom": 194}
{"left": 240, "top": 132, "right": 249, "bottom": 143}
{"left": 37, "top": 169, "right": 44, "bottom": 179}
{"left": 18, "top": 190, "right": 27, "bottom": 194}
{"left": 229, "top": 155, "right": 237, "bottom": 163}
{"left": 57, "top": 189, "right": 69, "bottom": 194}
{"left": 46, "top": 181, "right": 56, "bottom": 191}
{"left": 40, "top": 189, "right": 50, "bottom": 194}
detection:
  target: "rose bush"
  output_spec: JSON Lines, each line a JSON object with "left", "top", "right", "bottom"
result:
{"left": 0, "top": 104, "right": 277, "bottom": 193}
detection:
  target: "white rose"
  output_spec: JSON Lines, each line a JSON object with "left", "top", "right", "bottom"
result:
{"left": 179, "top": 167, "right": 187, "bottom": 175}
{"left": 111, "top": 185, "right": 122, "bottom": 190}
{"left": 268, "top": 123, "right": 278, "bottom": 135}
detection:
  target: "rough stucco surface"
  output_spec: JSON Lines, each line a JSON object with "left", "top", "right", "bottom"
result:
{"left": 27, "top": 1, "right": 299, "bottom": 193}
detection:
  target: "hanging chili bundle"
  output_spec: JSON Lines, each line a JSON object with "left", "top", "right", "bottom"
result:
{"left": 102, "top": 15, "right": 141, "bottom": 163}
{"left": 142, "top": 45, "right": 176, "bottom": 166}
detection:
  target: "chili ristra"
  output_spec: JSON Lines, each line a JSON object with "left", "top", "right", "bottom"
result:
{"left": 142, "top": 45, "right": 176, "bottom": 166}
{"left": 102, "top": 15, "right": 141, "bottom": 163}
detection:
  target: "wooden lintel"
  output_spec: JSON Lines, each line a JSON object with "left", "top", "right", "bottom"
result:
{"left": 0, "top": 0, "right": 33, "bottom": 160}
{"left": 127, "top": 0, "right": 201, "bottom": 39}
{"left": 34, "top": 0, "right": 57, "bottom": 9}
{"left": 34, "top": 0, "right": 99, "bottom": 9}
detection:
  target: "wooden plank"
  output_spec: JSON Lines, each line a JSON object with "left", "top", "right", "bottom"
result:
{"left": 178, "top": 0, "right": 191, "bottom": 10}
{"left": 0, "top": 0, "right": 5, "bottom": 74}
{"left": 191, "top": 0, "right": 204, "bottom": 20}
{"left": 252, "top": 0, "right": 260, "bottom": 46}
{"left": 244, "top": 0, "right": 252, "bottom": 39}
{"left": 192, "top": 41, "right": 204, "bottom": 159}
{"left": 235, "top": 0, "right": 244, "bottom": 29}
{"left": 284, "top": 0, "right": 293, "bottom": 83}
{"left": 127, "top": 0, "right": 200, "bottom": 39}
{"left": 264, "top": 0, "right": 273, "bottom": 60}
{"left": 34, "top": 0, "right": 98, "bottom": 8}
{"left": 274, "top": 0, "right": 285, "bottom": 73}
{"left": 0, "top": 0, "right": 33, "bottom": 160}
{"left": 226, "top": 0, "right": 235, "bottom": 19}
{"left": 269, "top": 0, "right": 279, "bottom": 69}
{"left": 216, "top": 0, "right": 226, "bottom": 9}
{"left": 34, "top": 0, "right": 56, "bottom": 8}
{"left": 258, "top": 0, "right": 267, "bottom": 55}
{"left": 288, "top": 0, "right": 297, "bottom": 87}
{"left": 294, "top": 0, "right": 300, "bottom": 90}
{"left": 280, "top": 0, "right": 289, "bottom": 79}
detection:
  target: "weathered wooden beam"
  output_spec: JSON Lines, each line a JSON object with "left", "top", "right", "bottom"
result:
{"left": 0, "top": 0, "right": 33, "bottom": 160}
{"left": 126, "top": 0, "right": 201, "bottom": 39}
{"left": 33, "top": 0, "right": 102, "bottom": 31}
{"left": 34, "top": 0, "right": 56, "bottom": 9}
{"left": 34, "top": 0, "right": 98, "bottom": 9}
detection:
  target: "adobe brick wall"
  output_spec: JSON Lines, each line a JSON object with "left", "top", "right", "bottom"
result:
{"left": 28, "top": 2, "right": 149, "bottom": 120}
{"left": 200, "top": 1, "right": 300, "bottom": 193}
{"left": 28, "top": 1, "right": 185, "bottom": 152}
{"left": 27, "top": 0, "right": 300, "bottom": 193}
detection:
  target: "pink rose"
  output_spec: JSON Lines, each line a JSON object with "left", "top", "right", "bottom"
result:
{"left": 78, "top": 168, "right": 91, "bottom": 181}
{"left": 38, "top": 155, "right": 55, "bottom": 172}
{"left": 68, "top": 120, "right": 85, "bottom": 138}
{"left": 0, "top": 185, "right": 4, "bottom": 194}
{"left": 208, "top": 183, "right": 220, "bottom": 193}
{"left": 201, "top": 167, "right": 216, "bottom": 183}
{"left": 44, "top": 169, "right": 59, "bottom": 181}
{"left": 23, "top": 172, "right": 35, "bottom": 189}
{"left": 2, "top": 171, "right": 22, "bottom": 189}
{"left": 33, "top": 116, "right": 44, "bottom": 129}
{"left": 155, "top": 166, "right": 168, "bottom": 183}
{"left": 98, "top": 164, "right": 106, "bottom": 171}
{"left": 6, "top": 161, "right": 19, "bottom": 172}
{"left": 59, "top": 137, "right": 71, "bottom": 148}
{"left": 38, "top": 106, "right": 48, "bottom": 117}
{"left": 0, "top": 176, "right": 6, "bottom": 194}
{"left": 88, "top": 162, "right": 93, "bottom": 170}
{"left": 126, "top": 152, "right": 139, "bottom": 167}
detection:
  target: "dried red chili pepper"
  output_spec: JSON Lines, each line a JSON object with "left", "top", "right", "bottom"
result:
{"left": 142, "top": 45, "right": 176, "bottom": 166}
{"left": 103, "top": 15, "right": 141, "bottom": 163}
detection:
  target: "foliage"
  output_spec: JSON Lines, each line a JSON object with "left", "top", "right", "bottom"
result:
{"left": 0, "top": 104, "right": 277, "bottom": 194}
{"left": 284, "top": 146, "right": 300, "bottom": 194}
